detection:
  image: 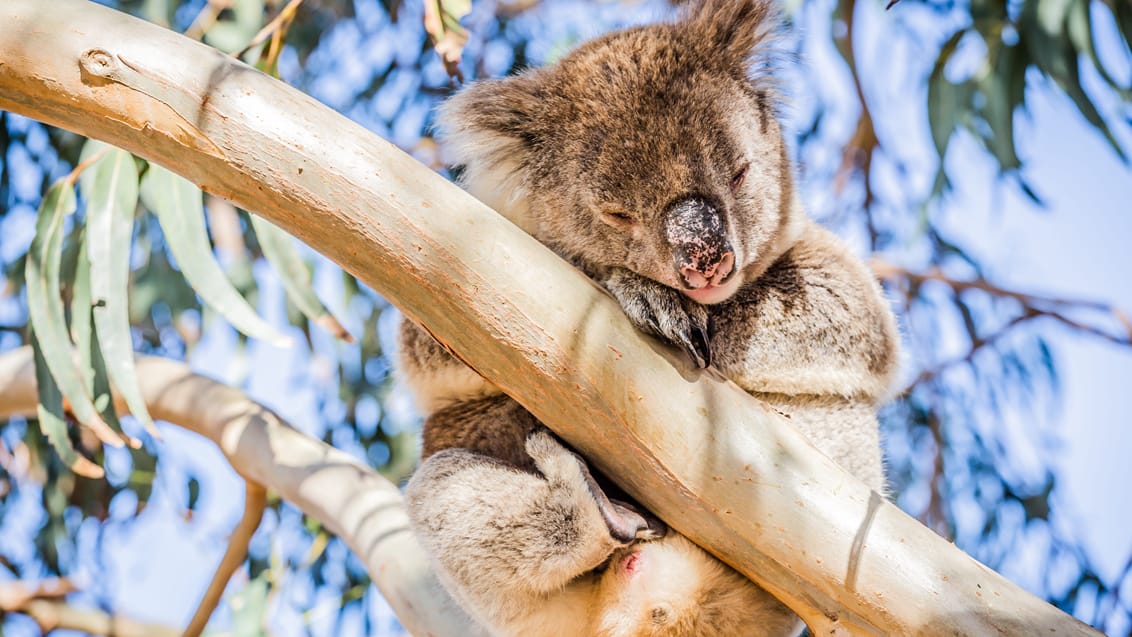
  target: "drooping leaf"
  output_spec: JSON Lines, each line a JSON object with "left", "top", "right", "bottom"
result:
{"left": 424, "top": 0, "right": 472, "bottom": 79}
{"left": 230, "top": 572, "right": 271, "bottom": 637}
{"left": 70, "top": 237, "right": 124, "bottom": 441}
{"left": 30, "top": 331, "right": 104, "bottom": 479}
{"left": 1020, "top": 0, "right": 1127, "bottom": 162}
{"left": 79, "top": 141, "right": 157, "bottom": 438}
{"left": 187, "top": 475, "right": 201, "bottom": 512}
{"left": 25, "top": 177, "right": 122, "bottom": 449}
{"left": 249, "top": 214, "right": 352, "bottom": 342}
{"left": 205, "top": 0, "right": 266, "bottom": 53}
{"left": 927, "top": 30, "right": 969, "bottom": 159}
{"left": 979, "top": 43, "right": 1024, "bottom": 171}
{"left": 140, "top": 164, "right": 290, "bottom": 347}
{"left": 1066, "top": 0, "right": 1123, "bottom": 93}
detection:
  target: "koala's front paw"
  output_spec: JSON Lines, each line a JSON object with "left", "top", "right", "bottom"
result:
{"left": 525, "top": 428, "right": 667, "bottom": 543}
{"left": 603, "top": 269, "right": 712, "bottom": 368}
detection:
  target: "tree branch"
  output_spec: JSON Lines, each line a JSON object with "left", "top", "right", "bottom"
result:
{"left": 872, "top": 258, "right": 1132, "bottom": 390}
{"left": 0, "top": 346, "right": 483, "bottom": 636}
{"left": 0, "top": 578, "right": 179, "bottom": 637}
{"left": 183, "top": 481, "right": 267, "bottom": 637}
{"left": 0, "top": 1, "right": 1102, "bottom": 634}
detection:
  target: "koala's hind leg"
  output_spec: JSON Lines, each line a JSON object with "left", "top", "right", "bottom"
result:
{"left": 526, "top": 428, "right": 666, "bottom": 543}
{"left": 405, "top": 430, "right": 659, "bottom": 603}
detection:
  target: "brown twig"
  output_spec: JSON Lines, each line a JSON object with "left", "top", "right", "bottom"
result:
{"left": 182, "top": 481, "right": 268, "bottom": 637}
{"left": 922, "top": 407, "right": 953, "bottom": 540}
{"left": 0, "top": 578, "right": 76, "bottom": 612}
{"left": 235, "top": 0, "right": 305, "bottom": 61}
{"left": 834, "top": 0, "right": 881, "bottom": 249}
{"left": 873, "top": 258, "right": 1132, "bottom": 390}
{"left": 16, "top": 599, "right": 180, "bottom": 637}
{"left": 184, "top": 0, "right": 233, "bottom": 41}
{"left": 871, "top": 259, "right": 1125, "bottom": 316}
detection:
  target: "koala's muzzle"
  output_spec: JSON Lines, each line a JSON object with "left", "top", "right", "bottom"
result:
{"left": 664, "top": 197, "right": 735, "bottom": 290}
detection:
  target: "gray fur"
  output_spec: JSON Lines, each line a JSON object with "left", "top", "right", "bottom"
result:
{"left": 398, "top": 0, "right": 899, "bottom": 634}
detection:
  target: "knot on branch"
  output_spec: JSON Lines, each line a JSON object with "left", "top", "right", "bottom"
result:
{"left": 79, "top": 48, "right": 120, "bottom": 80}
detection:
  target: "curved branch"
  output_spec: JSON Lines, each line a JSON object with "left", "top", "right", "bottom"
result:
{"left": 0, "top": 346, "right": 484, "bottom": 637}
{"left": 16, "top": 600, "right": 180, "bottom": 637}
{"left": 183, "top": 482, "right": 267, "bottom": 637}
{"left": 0, "top": 1, "right": 1102, "bottom": 634}
{"left": 0, "top": 579, "right": 178, "bottom": 637}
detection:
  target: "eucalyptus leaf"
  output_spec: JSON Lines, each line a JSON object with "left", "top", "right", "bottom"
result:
{"left": 25, "top": 177, "right": 121, "bottom": 448}
{"left": 980, "top": 44, "right": 1024, "bottom": 171}
{"left": 205, "top": 0, "right": 265, "bottom": 53}
{"left": 79, "top": 140, "right": 157, "bottom": 437}
{"left": 1021, "top": 0, "right": 1127, "bottom": 161}
{"left": 31, "top": 331, "right": 104, "bottom": 479}
{"left": 140, "top": 164, "right": 290, "bottom": 347}
{"left": 70, "top": 238, "right": 123, "bottom": 436}
{"left": 1066, "top": 0, "right": 1120, "bottom": 91}
{"left": 927, "top": 30, "right": 968, "bottom": 159}
{"left": 249, "top": 214, "right": 353, "bottom": 342}
{"left": 230, "top": 574, "right": 270, "bottom": 637}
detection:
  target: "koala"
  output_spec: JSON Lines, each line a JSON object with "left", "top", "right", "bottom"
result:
{"left": 399, "top": 0, "right": 900, "bottom": 635}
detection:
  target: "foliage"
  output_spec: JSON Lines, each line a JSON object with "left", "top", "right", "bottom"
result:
{"left": 1, "top": 0, "right": 1131, "bottom": 635}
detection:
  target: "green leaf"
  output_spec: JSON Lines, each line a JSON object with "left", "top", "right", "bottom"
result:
{"left": 1115, "top": 0, "right": 1132, "bottom": 53}
{"left": 249, "top": 215, "right": 353, "bottom": 342}
{"left": 31, "top": 332, "right": 104, "bottom": 478}
{"left": 79, "top": 141, "right": 158, "bottom": 438}
{"left": 70, "top": 236, "right": 123, "bottom": 438}
{"left": 927, "top": 30, "right": 969, "bottom": 159}
{"left": 230, "top": 573, "right": 270, "bottom": 637}
{"left": 205, "top": 0, "right": 265, "bottom": 53}
{"left": 140, "top": 165, "right": 290, "bottom": 347}
{"left": 25, "top": 177, "right": 122, "bottom": 449}
{"left": 979, "top": 44, "right": 1025, "bottom": 171}
{"left": 187, "top": 476, "right": 201, "bottom": 512}
{"left": 1020, "top": 0, "right": 1127, "bottom": 162}
{"left": 1067, "top": 0, "right": 1121, "bottom": 91}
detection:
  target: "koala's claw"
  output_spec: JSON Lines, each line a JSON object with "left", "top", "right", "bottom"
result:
{"left": 602, "top": 269, "right": 713, "bottom": 369}
{"left": 687, "top": 324, "right": 712, "bottom": 369}
{"left": 610, "top": 499, "right": 667, "bottom": 542}
{"left": 525, "top": 427, "right": 667, "bottom": 544}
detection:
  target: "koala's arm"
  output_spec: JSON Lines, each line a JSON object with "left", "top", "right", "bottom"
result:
{"left": 711, "top": 222, "right": 899, "bottom": 401}
{"left": 592, "top": 266, "right": 714, "bottom": 368}
{"left": 709, "top": 223, "right": 899, "bottom": 490}
{"left": 404, "top": 430, "right": 661, "bottom": 626}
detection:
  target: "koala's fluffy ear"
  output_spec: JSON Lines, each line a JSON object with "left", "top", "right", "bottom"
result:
{"left": 435, "top": 74, "right": 543, "bottom": 170}
{"left": 685, "top": 0, "right": 778, "bottom": 70}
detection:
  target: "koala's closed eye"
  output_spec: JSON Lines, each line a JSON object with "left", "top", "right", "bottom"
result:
{"left": 730, "top": 163, "right": 749, "bottom": 193}
{"left": 599, "top": 207, "right": 637, "bottom": 228}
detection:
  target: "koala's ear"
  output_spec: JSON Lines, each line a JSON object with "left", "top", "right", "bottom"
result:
{"left": 685, "top": 0, "right": 778, "bottom": 68}
{"left": 435, "top": 74, "right": 543, "bottom": 168}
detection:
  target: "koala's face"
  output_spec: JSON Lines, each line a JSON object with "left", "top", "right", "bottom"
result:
{"left": 592, "top": 535, "right": 798, "bottom": 637}
{"left": 439, "top": 2, "right": 799, "bottom": 305}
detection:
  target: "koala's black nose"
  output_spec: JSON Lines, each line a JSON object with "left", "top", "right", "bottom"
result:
{"left": 665, "top": 197, "right": 735, "bottom": 289}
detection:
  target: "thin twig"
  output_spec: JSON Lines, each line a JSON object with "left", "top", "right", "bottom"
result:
{"left": 184, "top": 0, "right": 232, "bottom": 41}
{"left": 182, "top": 481, "right": 268, "bottom": 637}
{"left": 874, "top": 258, "right": 1132, "bottom": 391}
{"left": 17, "top": 599, "right": 180, "bottom": 637}
{"left": 871, "top": 259, "right": 1124, "bottom": 315}
{"left": 235, "top": 0, "right": 305, "bottom": 60}
{"left": 834, "top": 0, "right": 881, "bottom": 249}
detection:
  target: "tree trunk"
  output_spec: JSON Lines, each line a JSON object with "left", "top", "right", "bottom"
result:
{"left": 0, "top": 1, "right": 1101, "bottom": 634}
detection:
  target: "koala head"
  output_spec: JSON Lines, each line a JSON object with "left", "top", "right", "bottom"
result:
{"left": 591, "top": 534, "right": 801, "bottom": 636}
{"left": 438, "top": 0, "right": 804, "bottom": 305}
